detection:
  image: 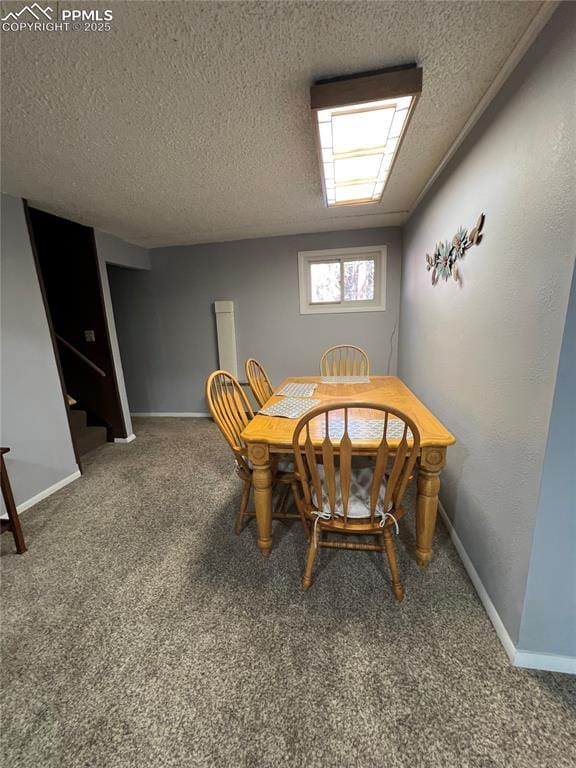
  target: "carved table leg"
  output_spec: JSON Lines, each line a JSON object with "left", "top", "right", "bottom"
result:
{"left": 247, "top": 442, "right": 273, "bottom": 557}
{"left": 416, "top": 446, "right": 446, "bottom": 568}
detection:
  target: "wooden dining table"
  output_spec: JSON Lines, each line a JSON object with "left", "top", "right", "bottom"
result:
{"left": 240, "top": 375, "right": 455, "bottom": 567}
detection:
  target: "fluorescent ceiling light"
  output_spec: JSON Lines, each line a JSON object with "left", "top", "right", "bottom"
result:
{"left": 310, "top": 66, "right": 422, "bottom": 208}
{"left": 317, "top": 98, "right": 411, "bottom": 205}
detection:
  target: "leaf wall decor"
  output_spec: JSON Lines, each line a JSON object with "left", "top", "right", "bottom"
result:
{"left": 425, "top": 213, "right": 485, "bottom": 285}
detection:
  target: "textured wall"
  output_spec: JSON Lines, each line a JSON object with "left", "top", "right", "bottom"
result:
{"left": 518, "top": 262, "right": 576, "bottom": 658}
{"left": 109, "top": 228, "right": 401, "bottom": 413}
{"left": 95, "top": 231, "right": 151, "bottom": 271}
{"left": 1, "top": 195, "right": 78, "bottom": 507}
{"left": 398, "top": 5, "right": 576, "bottom": 643}
{"left": 94, "top": 230, "right": 151, "bottom": 438}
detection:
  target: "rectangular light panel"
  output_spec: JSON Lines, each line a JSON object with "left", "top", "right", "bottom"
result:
{"left": 316, "top": 95, "right": 412, "bottom": 207}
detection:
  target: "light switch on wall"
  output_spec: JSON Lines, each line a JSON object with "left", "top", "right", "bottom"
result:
{"left": 84, "top": 330, "right": 96, "bottom": 342}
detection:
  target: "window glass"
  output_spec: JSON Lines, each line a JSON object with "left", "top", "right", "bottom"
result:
{"left": 343, "top": 259, "right": 375, "bottom": 301}
{"left": 310, "top": 261, "right": 341, "bottom": 303}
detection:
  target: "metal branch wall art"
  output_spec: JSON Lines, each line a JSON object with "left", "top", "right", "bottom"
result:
{"left": 425, "top": 213, "right": 485, "bottom": 285}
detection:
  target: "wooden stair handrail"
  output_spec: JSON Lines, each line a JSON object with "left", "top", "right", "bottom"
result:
{"left": 55, "top": 334, "right": 106, "bottom": 377}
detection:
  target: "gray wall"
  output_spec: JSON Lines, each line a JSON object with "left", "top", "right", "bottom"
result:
{"left": 398, "top": 4, "right": 576, "bottom": 644}
{"left": 109, "top": 228, "right": 402, "bottom": 414}
{"left": 94, "top": 230, "right": 150, "bottom": 438}
{"left": 518, "top": 262, "right": 576, "bottom": 658}
{"left": 95, "top": 231, "right": 151, "bottom": 271}
{"left": 1, "top": 194, "right": 78, "bottom": 508}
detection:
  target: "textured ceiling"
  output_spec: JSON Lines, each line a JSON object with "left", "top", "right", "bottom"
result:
{"left": 1, "top": 0, "right": 545, "bottom": 246}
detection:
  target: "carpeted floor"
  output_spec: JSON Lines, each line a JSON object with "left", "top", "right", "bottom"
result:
{"left": 1, "top": 418, "right": 574, "bottom": 768}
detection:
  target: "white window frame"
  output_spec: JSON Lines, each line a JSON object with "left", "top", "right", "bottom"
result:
{"left": 298, "top": 245, "right": 387, "bottom": 315}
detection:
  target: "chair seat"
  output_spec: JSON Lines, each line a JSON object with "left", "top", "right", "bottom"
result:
{"left": 312, "top": 466, "right": 392, "bottom": 519}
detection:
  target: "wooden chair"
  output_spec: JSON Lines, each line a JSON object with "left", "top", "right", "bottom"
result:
{"left": 1, "top": 448, "right": 27, "bottom": 554}
{"left": 206, "top": 370, "right": 304, "bottom": 535}
{"left": 292, "top": 403, "right": 420, "bottom": 601}
{"left": 245, "top": 358, "right": 273, "bottom": 409}
{"left": 320, "top": 345, "right": 370, "bottom": 377}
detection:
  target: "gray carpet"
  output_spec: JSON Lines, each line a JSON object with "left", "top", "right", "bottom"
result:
{"left": 2, "top": 418, "right": 574, "bottom": 768}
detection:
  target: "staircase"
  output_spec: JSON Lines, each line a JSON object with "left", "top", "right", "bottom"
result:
{"left": 69, "top": 409, "right": 108, "bottom": 457}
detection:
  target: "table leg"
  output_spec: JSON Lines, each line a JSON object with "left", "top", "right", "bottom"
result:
{"left": 247, "top": 443, "right": 273, "bottom": 557}
{"left": 416, "top": 446, "right": 446, "bottom": 567}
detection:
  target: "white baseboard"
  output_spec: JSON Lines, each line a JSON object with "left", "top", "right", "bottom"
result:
{"left": 438, "top": 502, "right": 516, "bottom": 663}
{"left": 131, "top": 412, "right": 210, "bottom": 418}
{"left": 438, "top": 502, "right": 575, "bottom": 674}
{"left": 513, "top": 650, "right": 576, "bottom": 675}
{"left": 114, "top": 434, "right": 136, "bottom": 443}
{"left": 16, "top": 469, "right": 81, "bottom": 514}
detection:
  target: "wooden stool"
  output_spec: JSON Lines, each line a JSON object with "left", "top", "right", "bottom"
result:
{"left": 1, "top": 448, "right": 27, "bottom": 554}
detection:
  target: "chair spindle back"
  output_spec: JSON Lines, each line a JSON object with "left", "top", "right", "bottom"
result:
{"left": 320, "top": 345, "right": 370, "bottom": 377}
{"left": 292, "top": 403, "right": 420, "bottom": 527}
{"left": 206, "top": 370, "right": 254, "bottom": 459}
{"left": 245, "top": 358, "right": 274, "bottom": 408}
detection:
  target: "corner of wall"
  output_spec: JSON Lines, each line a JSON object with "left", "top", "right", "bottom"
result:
{"left": 1, "top": 194, "right": 79, "bottom": 509}
{"left": 94, "top": 231, "right": 152, "bottom": 438}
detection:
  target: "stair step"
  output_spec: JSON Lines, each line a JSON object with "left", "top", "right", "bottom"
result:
{"left": 70, "top": 409, "right": 87, "bottom": 431}
{"left": 76, "top": 425, "right": 108, "bottom": 457}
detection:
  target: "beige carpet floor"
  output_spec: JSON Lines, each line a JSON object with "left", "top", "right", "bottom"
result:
{"left": 1, "top": 418, "right": 574, "bottom": 767}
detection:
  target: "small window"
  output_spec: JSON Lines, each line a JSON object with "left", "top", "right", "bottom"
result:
{"left": 298, "top": 246, "right": 386, "bottom": 314}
